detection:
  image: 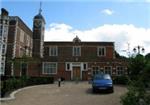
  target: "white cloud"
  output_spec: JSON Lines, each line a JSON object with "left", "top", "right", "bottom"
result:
{"left": 101, "top": 9, "right": 114, "bottom": 15}
{"left": 45, "top": 23, "right": 150, "bottom": 56}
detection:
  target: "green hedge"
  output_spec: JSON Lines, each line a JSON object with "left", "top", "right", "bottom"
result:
{"left": 113, "top": 76, "right": 129, "bottom": 85}
{"left": 0, "top": 76, "right": 54, "bottom": 97}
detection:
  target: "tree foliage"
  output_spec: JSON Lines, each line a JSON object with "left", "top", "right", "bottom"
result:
{"left": 128, "top": 54, "right": 146, "bottom": 80}
{"left": 121, "top": 54, "right": 150, "bottom": 105}
{"left": 145, "top": 53, "right": 150, "bottom": 61}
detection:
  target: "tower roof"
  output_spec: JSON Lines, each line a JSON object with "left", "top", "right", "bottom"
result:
{"left": 34, "top": 13, "right": 45, "bottom": 22}
{"left": 34, "top": 2, "right": 45, "bottom": 23}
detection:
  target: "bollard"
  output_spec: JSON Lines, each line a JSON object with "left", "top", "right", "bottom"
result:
{"left": 58, "top": 78, "right": 61, "bottom": 87}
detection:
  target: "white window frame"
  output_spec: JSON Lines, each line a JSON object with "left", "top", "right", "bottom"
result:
{"left": 97, "top": 46, "right": 106, "bottom": 56}
{"left": 20, "top": 29, "right": 24, "bottom": 42}
{"left": 92, "top": 66, "right": 100, "bottom": 75}
{"left": 66, "top": 62, "right": 71, "bottom": 71}
{"left": 116, "top": 66, "right": 124, "bottom": 76}
{"left": 82, "top": 63, "right": 88, "bottom": 71}
{"left": 73, "top": 46, "right": 81, "bottom": 56}
{"left": 42, "top": 62, "right": 57, "bottom": 74}
{"left": 49, "top": 46, "right": 58, "bottom": 56}
{"left": 104, "top": 66, "right": 112, "bottom": 75}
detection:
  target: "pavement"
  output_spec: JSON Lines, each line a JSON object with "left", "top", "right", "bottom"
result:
{"left": 0, "top": 81, "right": 127, "bottom": 105}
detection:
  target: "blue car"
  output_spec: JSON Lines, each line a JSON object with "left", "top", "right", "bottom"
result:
{"left": 92, "top": 74, "right": 114, "bottom": 93}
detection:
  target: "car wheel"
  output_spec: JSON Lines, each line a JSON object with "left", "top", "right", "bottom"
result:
{"left": 110, "top": 87, "right": 114, "bottom": 93}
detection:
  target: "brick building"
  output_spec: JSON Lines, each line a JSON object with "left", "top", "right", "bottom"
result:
{"left": 42, "top": 38, "right": 127, "bottom": 80}
{"left": 5, "top": 16, "right": 33, "bottom": 76}
{"left": 1, "top": 8, "right": 127, "bottom": 80}
{"left": 0, "top": 8, "right": 9, "bottom": 75}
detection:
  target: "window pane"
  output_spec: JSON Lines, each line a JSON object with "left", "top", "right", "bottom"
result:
{"left": 105, "top": 66, "right": 112, "bottom": 75}
{"left": 83, "top": 63, "right": 87, "bottom": 70}
{"left": 73, "top": 46, "right": 81, "bottom": 56}
{"left": 117, "top": 66, "right": 124, "bottom": 75}
{"left": 98, "top": 47, "right": 106, "bottom": 56}
{"left": 43, "top": 62, "right": 57, "bottom": 74}
{"left": 49, "top": 46, "right": 57, "bottom": 56}
{"left": 67, "top": 64, "right": 70, "bottom": 70}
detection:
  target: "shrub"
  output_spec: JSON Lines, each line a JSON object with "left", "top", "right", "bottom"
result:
{"left": 0, "top": 76, "right": 54, "bottom": 98}
{"left": 121, "top": 89, "right": 138, "bottom": 105}
{"left": 113, "top": 76, "right": 129, "bottom": 85}
{"left": 121, "top": 80, "right": 150, "bottom": 105}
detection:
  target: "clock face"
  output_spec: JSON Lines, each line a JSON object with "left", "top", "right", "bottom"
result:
{"left": 34, "top": 20, "right": 41, "bottom": 28}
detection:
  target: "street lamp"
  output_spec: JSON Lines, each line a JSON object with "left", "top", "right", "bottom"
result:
{"left": 133, "top": 45, "right": 145, "bottom": 54}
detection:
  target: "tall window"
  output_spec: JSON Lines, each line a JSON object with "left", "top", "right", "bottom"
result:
{"left": 117, "top": 66, "right": 124, "bottom": 76}
{"left": 97, "top": 47, "right": 106, "bottom": 56}
{"left": 92, "top": 66, "right": 101, "bottom": 75}
{"left": 0, "top": 25, "right": 2, "bottom": 37}
{"left": 43, "top": 62, "right": 57, "bottom": 74}
{"left": 83, "top": 63, "right": 88, "bottom": 71}
{"left": 104, "top": 66, "right": 112, "bottom": 75}
{"left": 20, "top": 29, "right": 24, "bottom": 42}
{"left": 66, "top": 63, "right": 71, "bottom": 71}
{"left": 73, "top": 46, "right": 81, "bottom": 56}
{"left": 21, "top": 63, "right": 28, "bottom": 76}
{"left": 49, "top": 46, "right": 58, "bottom": 56}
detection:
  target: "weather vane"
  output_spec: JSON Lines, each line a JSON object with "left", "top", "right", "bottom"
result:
{"left": 39, "top": 1, "right": 42, "bottom": 14}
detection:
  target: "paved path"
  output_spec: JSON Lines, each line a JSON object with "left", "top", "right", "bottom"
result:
{"left": 1, "top": 82, "right": 127, "bottom": 105}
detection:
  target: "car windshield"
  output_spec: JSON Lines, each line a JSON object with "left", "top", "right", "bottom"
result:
{"left": 93, "top": 74, "right": 111, "bottom": 80}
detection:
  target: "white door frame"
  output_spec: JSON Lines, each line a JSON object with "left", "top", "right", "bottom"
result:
{"left": 71, "top": 62, "right": 82, "bottom": 80}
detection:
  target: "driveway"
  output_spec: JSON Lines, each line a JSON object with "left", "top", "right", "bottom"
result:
{"left": 1, "top": 82, "right": 127, "bottom": 105}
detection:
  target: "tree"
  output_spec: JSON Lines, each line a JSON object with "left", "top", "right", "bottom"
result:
{"left": 145, "top": 53, "right": 150, "bottom": 61}
{"left": 128, "top": 54, "right": 146, "bottom": 80}
{"left": 121, "top": 54, "right": 150, "bottom": 105}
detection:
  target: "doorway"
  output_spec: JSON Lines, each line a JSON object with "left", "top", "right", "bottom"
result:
{"left": 73, "top": 67, "right": 81, "bottom": 80}
{"left": 21, "top": 63, "right": 27, "bottom": 76}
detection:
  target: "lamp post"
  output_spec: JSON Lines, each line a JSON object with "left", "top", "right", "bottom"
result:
{"left": 133, "top": 45, "right": 145, "bottom": 54}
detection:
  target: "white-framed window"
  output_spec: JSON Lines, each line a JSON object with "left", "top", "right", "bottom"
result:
{"left": 20, "top": 29, "right": 24, "bottom": 42}
{"left": 73, "top": 46, "right": 81, "bottom": 56}
{"left": 97, "top": 46, "right": 106, "bottom": 56}
{"left": 43, "top": 62, "right": 57, "bottom": 74}
{"left": 116, "top": 66, "right": 124, "bottom": 76}
{"left": 104, "top": 66, "right": 112, "bottom": 75}
{"left": 92, "top": 66, "right": 101, "bottom": 75}
{"left": 83, "top": 63, "right": 88, "bottom": 71}
{"left": 49, "top": 46, "right": 58, "bottom": 56}
{"left": 3, "top": 26, "right": 8, "bottom": 36}
{"left": 66, "top": 63, "right": 71, "bottom": 71}
{"left": 0, "top": 25, "right": 2, "bottom": 37}
{"left": 0, "top": 44, "right": 1, "bottom": 52}
{"left": 26, "top": 35, "right": 30, "bottom": 47}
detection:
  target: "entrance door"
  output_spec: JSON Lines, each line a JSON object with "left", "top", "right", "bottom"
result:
{"left": 21, "top": 63, "right": 27, "bottom": 76}
{"left": 73, "top": 67, "right": 80, "bottom": 80}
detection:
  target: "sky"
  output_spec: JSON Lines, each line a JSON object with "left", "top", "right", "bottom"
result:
{"left": 1, "top": 0, "right": 150, "bottom": 57}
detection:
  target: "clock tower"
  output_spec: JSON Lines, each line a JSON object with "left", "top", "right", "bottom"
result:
{"left": 32, "top": 4, "right": 45, "bottom": 58}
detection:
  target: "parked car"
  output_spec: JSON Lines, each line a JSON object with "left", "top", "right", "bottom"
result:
{"left": 91, "top": 74, "right": 114, "bottom": 93}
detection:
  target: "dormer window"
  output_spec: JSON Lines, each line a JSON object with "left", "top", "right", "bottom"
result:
{"left": 97, "top": 46, "right": 106, "bottom": 56}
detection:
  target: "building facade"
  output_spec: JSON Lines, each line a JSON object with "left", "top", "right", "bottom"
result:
{"left": 2, "top": 8, "right": 127, "bottom": 80}
{"left": 41, "top": 37, "right": 127, "bottom": 80}
{"left": 0, "top": 8, "right": 9, "bottom": 75}
{"left": 5, "top": 16, "right": 33, "bottom": 76}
